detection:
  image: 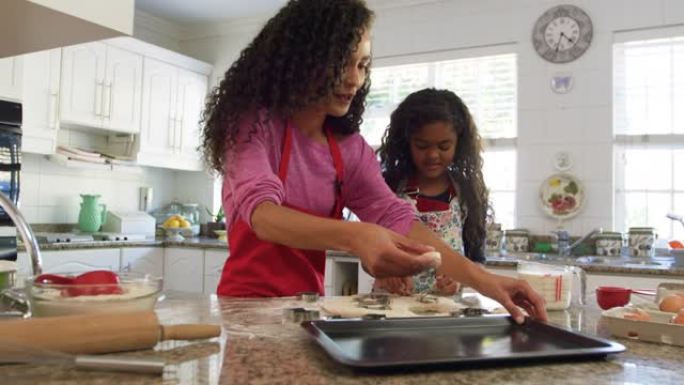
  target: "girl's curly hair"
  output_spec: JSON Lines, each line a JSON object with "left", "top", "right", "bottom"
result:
{"left": 377, "top": 88, "right": 492, "bottom": 258}
{"left": 201, "top": 0, "right": 374, "bottom": 173}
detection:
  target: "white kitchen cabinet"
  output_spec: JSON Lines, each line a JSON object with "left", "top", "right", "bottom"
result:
{"left": 120, "top": 247, "right": 164, "bottom": 277}
{"left": 203, "top": 250, "right": 228, "bottom": 294}
{"left": 21, "top": 48, "right": 61, "bottom": 154}
{"left": 0, "top": 56, "right": 23, "bottom": 102}
{"left": 164, "top": 247, "right": 204, "bottom": 293}
{"left": 40, "top": 248, "right": 120, "bottom": 273}
{"left": 60, "top": 42, "right": 142, "bottom": 133}
{"left": 138, "top": 57, "right": 207, "bottom": 171}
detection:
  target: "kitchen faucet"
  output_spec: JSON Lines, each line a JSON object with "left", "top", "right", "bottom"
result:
{"left": 555, "top": 228, "right": 603, "bottom": 257}
{"left": 0, "top": 192, "right": 42, "bottom": 275}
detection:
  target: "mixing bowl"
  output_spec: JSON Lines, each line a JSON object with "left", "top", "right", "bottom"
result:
{"left": 26, "top": 271, "right": 163, "bottom": 317}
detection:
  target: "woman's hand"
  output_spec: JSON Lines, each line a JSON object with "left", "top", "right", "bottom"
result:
{"left": 435, "top": 274, "right": 460, "bottom": 296}
{"left": 470, "top": 270, "right": 548, "bottom": 323}
{"left": 373, "top": 277, "right": 413, "bottom": 295}
{"left": 348, "top": 222, "right": 439, "bottom": 278}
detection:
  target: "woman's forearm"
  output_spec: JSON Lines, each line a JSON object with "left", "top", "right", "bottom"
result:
{"left": 406, "top": 222, "right": 488, "bottom": 289}
{"left": 250, "top": 201, "right": 359, "bottom": 252}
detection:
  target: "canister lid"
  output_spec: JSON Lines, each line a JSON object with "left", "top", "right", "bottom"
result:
{"left": 504, "top": 229, "right": 529, "bottom": 236}
{"left": 628, "top": 227, "right": 656, "bottom": 234}
{"left": 597, "top": 231, "right": 623, "bottom": 239}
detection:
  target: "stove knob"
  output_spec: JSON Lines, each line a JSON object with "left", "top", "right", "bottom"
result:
{"left": 123, "top": 236, "right": 128, "bottom": 241}
{"left": 66, "top": 238, "right": 71, "bottom": 242}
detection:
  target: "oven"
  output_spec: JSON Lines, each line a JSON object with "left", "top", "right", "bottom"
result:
{"left": 0, "top": 99, "right": 21, "bottom": 261}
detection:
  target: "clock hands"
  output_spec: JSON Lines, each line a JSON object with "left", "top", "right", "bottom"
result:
{"left": 555, "top": 32, "right": 576, "bottom": 54}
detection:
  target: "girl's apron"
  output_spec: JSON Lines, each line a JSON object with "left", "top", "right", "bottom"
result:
{"left": 217, "top": 123, "right": 344, "bottom": 297}
{"left": 398, "top": 176, "right": 466, "bottom": 293}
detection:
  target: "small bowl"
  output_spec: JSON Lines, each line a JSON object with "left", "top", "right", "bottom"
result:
{"left": 596, "top": 286, "right": 631, "bottom": 310}
{"left": 214, "top": 230, "right": 227, "bottom": 242}
{"left": 0, "top": 260, "right": 17, "bottom": 290}
{"left": 26, "top": 272, "right": 163, "bottom": 317}
{"left": 164, "top": 227, "right": 186, "bottom": 241}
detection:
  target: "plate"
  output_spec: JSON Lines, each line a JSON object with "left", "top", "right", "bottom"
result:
{"left": 539, "top": 173, "right": 584, "bottom": 219}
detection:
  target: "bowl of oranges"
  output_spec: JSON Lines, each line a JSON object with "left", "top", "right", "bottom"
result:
{"left": 162, "top": 215, "right": 192, "bottom": 241}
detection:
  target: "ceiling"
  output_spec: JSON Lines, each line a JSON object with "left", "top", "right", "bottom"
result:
{"left": 135, "top": 0, "right": 289, "bottom": 24}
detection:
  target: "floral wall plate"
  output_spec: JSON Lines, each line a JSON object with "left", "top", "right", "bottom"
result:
{"left": 539, "top": 173, "right": 585, "bottom": 219}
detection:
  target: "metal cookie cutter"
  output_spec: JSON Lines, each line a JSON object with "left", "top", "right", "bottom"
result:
{"left": 450, "top": 308, "right": 490, "bottom": 318}
{"left": 354, "top": 294, "right": 391, "bottom": 310}
{"left": 296, "top": 291, "right": 320, "bottom": 302}
{"left": 283, "top": 307, "right": 320, "bottom": 322}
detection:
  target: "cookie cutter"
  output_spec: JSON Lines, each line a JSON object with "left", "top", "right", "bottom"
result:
{"left": 283, "top": 307, "right": 320, "bottom": 322}
{"left": 354, "top": 294, "right": 391, "bottom": 310}
{"left": 296, "top": 291, "right": 320, "bottom": 302}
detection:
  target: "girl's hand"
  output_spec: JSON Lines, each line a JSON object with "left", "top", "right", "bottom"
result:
{"left": 373, "top": 277, "right": 413, "bottom": 296}
{"left": 471, "top": 270, "right": 548, "bottom": 323}
{"left": 435, "top": 274, "right": 460, "bottom": 296}
{"left": 348, "top": 222, "right": 440, "bottom": 278}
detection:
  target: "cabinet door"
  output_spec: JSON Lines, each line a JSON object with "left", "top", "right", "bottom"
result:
{"left": 174, "top": 69, "right": 207, "bottom": 170}
{"left": 21, "top": 49, "right": 61, "bottom": 154}
{"left": 164, "top": 247, "right": 203, "bottom": 293}
{"left": 41, "top": 249, "right": 120, "bottom": 273}
{"left": 120, "top": 247, "right": 164, "bottom": 277}
{"left": 0, "top": 56, "right": 22, "bottom": 101}
{"left": 203, "top": 250, "right": 228, "bottom": 294}
{"left": 139, "top": 58, "right": 176, "bottom": 161}
{"left": 104, "top": 45, "right": 142, "bottom": 133}
{"left": 60, "top": 42, "right": 106, "bottom": 127}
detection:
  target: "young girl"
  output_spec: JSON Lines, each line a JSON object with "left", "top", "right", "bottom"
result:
{"left": 201, "top": 0, "right": 546, "bottom": 323}
{"left": 376, "top": 88, "right": 489, "bottom": 296}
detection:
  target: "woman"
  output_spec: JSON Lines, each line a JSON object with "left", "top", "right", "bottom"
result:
{"left": 201, "top": 0, "right": 546, "bottom": 323}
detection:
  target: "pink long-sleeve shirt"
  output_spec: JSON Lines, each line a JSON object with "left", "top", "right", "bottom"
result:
{"left": 222, "top": 112, "right": 415, "bottom": 235}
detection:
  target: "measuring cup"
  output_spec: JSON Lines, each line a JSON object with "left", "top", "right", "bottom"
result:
{"left": 517, "top": 261, "right": 585, "bottom": 310}
{"left": 595, "top": 286, "right": 656, "bottom": 310}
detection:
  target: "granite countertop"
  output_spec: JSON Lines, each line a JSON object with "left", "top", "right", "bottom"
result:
{"left": 2, "top": 293, "right": 682, "bottom": 385}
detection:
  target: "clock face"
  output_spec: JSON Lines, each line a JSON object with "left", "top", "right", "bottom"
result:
{"left": 532, "top": 5, "right": 593, "bottom": 63}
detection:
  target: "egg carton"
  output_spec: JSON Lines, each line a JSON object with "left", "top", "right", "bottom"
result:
{"left": 601, "top": 282, "right": 684, "bottom": 347}
{"left": 602, "top": 306, "right": 683, "bottom": 346}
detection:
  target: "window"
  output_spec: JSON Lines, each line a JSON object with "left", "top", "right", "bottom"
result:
{"left": 363, "top": 52, "right": 518, "bottom": 228}
{"left": 614, "top": 33, "right": 684, "bottom": 240}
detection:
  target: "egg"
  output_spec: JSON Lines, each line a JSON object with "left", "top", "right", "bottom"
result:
{"left": 623, "top": 308, "right": 651, "bottom": 321}
{"left": 672, "top": 309, "right": 684, "bottom": 325}
{"left": 658, "top": 294, "right": 684, "bottom": 313}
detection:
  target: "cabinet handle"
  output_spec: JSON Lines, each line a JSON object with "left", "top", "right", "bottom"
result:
{"left": 168, "top": 115, "right": 176, "bottom": 148}
{"left": 103, "top": 82, "right": 112, "bottom": 119}
{"left": 176, "top": 118, "right": 183, "bottom": 151}
{"left": 94, "top": 81, "right": 103, "bottom": 116}
{"left": 48, "top": 92, "right": 58, "bottom": 129}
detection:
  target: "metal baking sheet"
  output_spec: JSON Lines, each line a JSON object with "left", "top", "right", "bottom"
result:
{"left": 302, "top": 315, "right": 625, "bottom": 369}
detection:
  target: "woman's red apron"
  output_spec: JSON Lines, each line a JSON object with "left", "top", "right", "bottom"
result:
{"left": 217, "top": 123, "right": 345, "bottom": 297}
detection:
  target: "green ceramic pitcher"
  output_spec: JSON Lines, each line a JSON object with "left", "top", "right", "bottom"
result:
{"left": 78, "top": 194, "right": 107, "bottom": 233}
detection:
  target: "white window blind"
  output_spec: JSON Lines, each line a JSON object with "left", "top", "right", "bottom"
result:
{"left": 363, "top": 53, "right": 518, "bottom": 228}
{"left": 614, "top": 35, "right": 684, "bottom": 240}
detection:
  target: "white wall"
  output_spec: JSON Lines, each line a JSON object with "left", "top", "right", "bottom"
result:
{"left": 174, "top": 0, "right": 684, "bottom": 236}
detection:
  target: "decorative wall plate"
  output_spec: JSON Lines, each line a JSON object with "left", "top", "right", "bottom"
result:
{"left": 539, "top": 173, "right": 585, "bottom": 219}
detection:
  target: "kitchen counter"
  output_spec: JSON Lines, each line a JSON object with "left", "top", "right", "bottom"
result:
{"left": 18, "top": 236, "right": 229, "bottom": 251}
{"left": 2, "top": 293, "right": 682, "bottom": 385}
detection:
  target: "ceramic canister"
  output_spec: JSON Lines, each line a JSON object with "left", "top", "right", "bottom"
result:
{"left": 485, "top": 224, "right": 504, "bottom": 253}
{"left": 628, "top": 227, "right": 657, "bottom": 258}
{"left": 595, "top": 232, "right": 625, "bottom": 257}
{"left": 504, "top": 229, "right": 530, "bottom": 253}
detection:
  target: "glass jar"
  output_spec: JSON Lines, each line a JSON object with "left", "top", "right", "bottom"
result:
{"left": 595, "top": 232, "right": 624, "bottom": 257}
{"left": 181, "top": 203, "right": 200, "bottom": 236}
{"left": 628, "top": 227, "right": 657, "bottom": 258}
{"left": 504, "top": 229, "right": 530, "bottom": 253}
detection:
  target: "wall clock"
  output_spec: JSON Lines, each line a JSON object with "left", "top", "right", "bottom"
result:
{"left": 532, "top": 4, "right": 593, "bottom": 63}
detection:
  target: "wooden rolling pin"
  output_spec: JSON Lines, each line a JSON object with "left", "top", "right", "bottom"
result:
{"left": 0, "top": 311, "right": 221, "bottom": 355}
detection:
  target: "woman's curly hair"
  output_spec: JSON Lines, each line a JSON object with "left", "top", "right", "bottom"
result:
{"left": 377, "top": 88, "right": 492, "bottom": 258}
{"left": 201, "top": 0, "right": 374, "bottom": 174}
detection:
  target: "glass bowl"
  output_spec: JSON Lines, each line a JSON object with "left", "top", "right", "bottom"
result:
{"left": 25, "top": 272, "right": 163, "bottom": 317}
